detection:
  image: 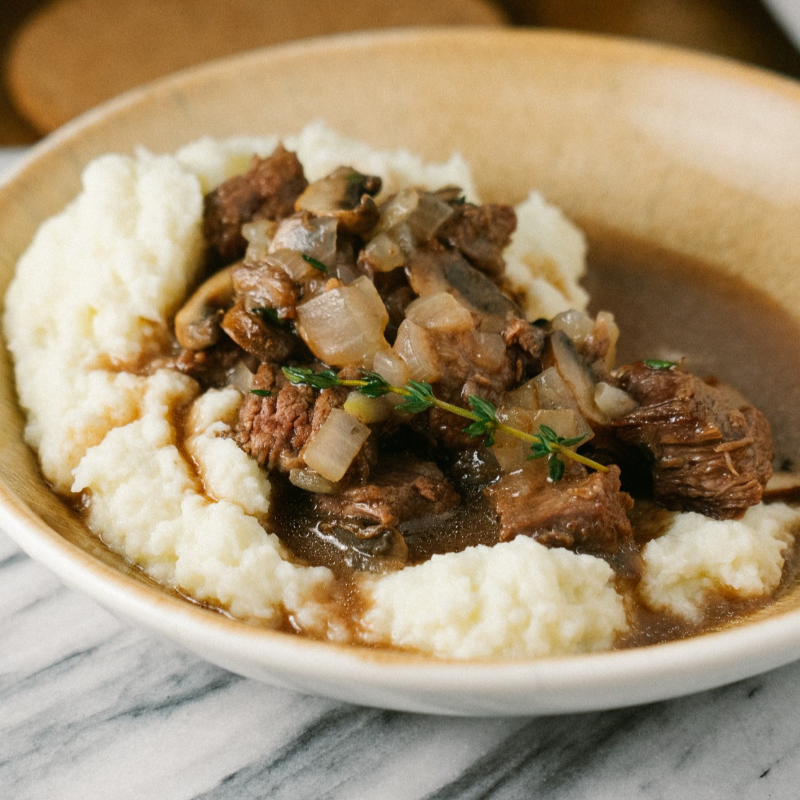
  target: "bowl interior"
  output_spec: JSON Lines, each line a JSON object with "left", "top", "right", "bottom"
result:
{"left": 3, "top": 28, "right": 800, "bottom": 710}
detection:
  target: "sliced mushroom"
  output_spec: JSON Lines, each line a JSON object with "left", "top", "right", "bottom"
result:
{"left": 542, "top": 330, "right": 607, "bottom": 426}
{"left": 174, "top": 264, "right": 237, "bottom": 350}
{"left": 295, "top": 166, "right": 382, "bottom": 234}
{"left": 220, "top": 301, "right": 297, "bottom": 363}
{"left": 406, "top": 249, "right": 518, "bottom": 333}
{"left": 313, "top": 521, "right": 408, "bottom": 573}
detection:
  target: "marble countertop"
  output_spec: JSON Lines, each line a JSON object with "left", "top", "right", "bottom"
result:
{"left": 3, "top": 147, "right": 800, "bottom": 800}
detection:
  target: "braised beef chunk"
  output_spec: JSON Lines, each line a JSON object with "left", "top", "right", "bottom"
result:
{"left": 488, "top": 464, "right": 634, "bottom": 556}
{"left": 220, "top": 301, "right": 297, "bottom": 363}
{"left": 611, "top": 362, "right": 773, "bottom": 518}
{"left": 437, "top": 203, "right": 517, "bottom": 277}
{"left": 203, "top": 145, "right": 308, "bottom": 262}
{"left": 236, "top": 363, "right": 347, "bottom": 473}
{"left": 315, "top": 456, "right": 460, "bottom": 527}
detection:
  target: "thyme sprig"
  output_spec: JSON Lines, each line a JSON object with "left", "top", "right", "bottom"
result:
{"left": 279, "top": 366, "right": 608, "bottom": 480}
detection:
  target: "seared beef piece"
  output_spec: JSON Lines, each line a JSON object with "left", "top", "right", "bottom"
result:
{"left": 488, "top": 463, "right": 634, "bottom": 557}
{"left": 175, "top": 337, "right": 249, "bottom": 388}
{"left": 315, "top": 456, "right": 460, "bottom": 527}
{"left": 611, "top": 362, "right": 773, "bottom": 518}
{"left": 437, "top": 203, "right": 517, "bottom": 277}
{"left": 231, "top": 260, "right": 301, "bottom": 320}
{"left": 236, "top": 363, "right": 348, "bottom": 473}
{"left": 203, "top": 145, "right": 308, "bottom": 263}
{"left": 502, "top": 317, "right": 546, "bottom": 380}
{"left": 221, "top": 301, "right": 298, "bottom": 363}
{"left": 406, "top": 248, "right": 518, "bottom": 334}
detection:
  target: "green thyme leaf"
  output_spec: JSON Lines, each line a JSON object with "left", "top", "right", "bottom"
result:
{"left": 643, "top": 359, "right": 676, "bottom": 370}
{"left": 464, "top": 394, "right": 499, "bottom": 445}
{"left": 282, "top": 366, "right": 340, "bottom": 390}
{"left": 358, "top": 372, "right": 392, "bottom": 398}
{"left": 396, "top": 380, "right": 436, "bottom": 414}
{"left": 548, "top": 454, "right": 565, "bottom": 482}
{"left": 559, "top": 433, "right": 590, "bottom": 448}
{"left": 250, "top": 389, "right": 272, "bottom": 397}
{"left": 538, "top": 424, "right": 559, "bottom": 445}
{"left": 302, "top": 254, "right": 329, "bottom": 273}
{"left": 453, "top": 195, "right": 467, "bottom": 205}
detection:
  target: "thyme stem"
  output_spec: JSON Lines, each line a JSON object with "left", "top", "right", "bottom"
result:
{"left": 280, "top": 367, "right": 609, "bottom": 478}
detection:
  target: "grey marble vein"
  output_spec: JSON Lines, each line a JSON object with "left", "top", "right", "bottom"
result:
{"left": 4, "top": 525, "right": 800, "bottom": 800}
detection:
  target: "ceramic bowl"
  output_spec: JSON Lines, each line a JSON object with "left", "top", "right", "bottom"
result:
{"left": 2, "top": 28, "right": 800, "bottom": 716}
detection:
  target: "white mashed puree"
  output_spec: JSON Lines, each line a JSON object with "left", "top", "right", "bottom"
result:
{"left": 5, "top": 122, "right": 798, "bottom": 658}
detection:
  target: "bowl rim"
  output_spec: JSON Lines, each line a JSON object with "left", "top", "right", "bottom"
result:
{"left": 4, "top": 26, "right": 800, "bottom": 714}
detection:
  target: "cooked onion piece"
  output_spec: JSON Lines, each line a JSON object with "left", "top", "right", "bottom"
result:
{"left": 266, "top": 247, "right": 317, "bottom": 281}
{"left": 405, "top": 291, "right": 474, "bottom": 333}
{"left": 289, "top": 467, "right": 339, "bottom": 495}
{"left": 303, "top": 408, "right": 371, "bottom": 482}
{"left": 594, "top": 381, "right": 637, "bottom": 418}
{"left": 296, "top": 277, "right": 389, "bottom": 367}
{"left": 551, "top": 309, "right": 594, "bottom": 347}
{"left": 363, "top": 232, "right": 406, "bottom": 273}
{"left": 393, "top": 319, "right": 441, "bottom": 382}
{"left": 269, "top": 214, "right": 337, "bottom": 268}
{"left": 405, "top": 192, "right": 454, "bottom": 241}
{"left": 344, "top": 390, "right": 391, "bottom": 424}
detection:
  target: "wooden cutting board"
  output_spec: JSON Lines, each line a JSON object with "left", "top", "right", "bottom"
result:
{"left": 6, "top": 0, "right": 507, "bottom": 133}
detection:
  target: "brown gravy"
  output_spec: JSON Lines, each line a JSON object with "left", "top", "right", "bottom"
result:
{"left": 584, "top": 233, "right": 800, "bottom": 468}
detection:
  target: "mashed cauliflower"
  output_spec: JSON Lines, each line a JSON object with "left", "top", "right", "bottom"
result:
{"left": 5, "top": 122, "right": 797, "bottom": 658}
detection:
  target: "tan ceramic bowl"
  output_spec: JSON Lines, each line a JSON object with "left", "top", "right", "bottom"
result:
{"left": 3, "top": 29, "right": 800, "bottom": 716}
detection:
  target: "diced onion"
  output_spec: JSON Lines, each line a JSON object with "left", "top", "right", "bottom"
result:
{"left": 406, "top": 193, "right": 454, "bottom": 241}
{"left": 505, "top": 379, "right": 539, "bottom": 412}
{"left": 471, "top": 332, "right": 507, "bottom": 371}
{"left": 296, "top": 277, "right": 389, "bottom": 367}
{"left": 376, "top": 188, "right": 419, "bottom": 232}
{"left": 596, "top": 310, "right": 620, "bottom": 370}
{"left": 551, "top": 309, "right": 594, "bottom": 347}
{"left": 393, "top": 319, "right": 441, "bottom": 382}
{"left": 494, "top": 406, "right": 535, "bottom": 473}
{"left": 534, "top": 366, "right": 575, "bottom": 410}
{"left": 266, "top": 247, "right": 316, "bottom": 281}
{"left": 270, "top": 215, "right": 337, "bottom": 268}
{"left": 363, "top": 232, "right": 406, "bottom": 272}
{"left": 344, "top": 391, "right": 391, "bottom": 424}
{"left": 594, "top": 382, "right": 637, "bottom": 418}
{"left": 533, "top": 408, "right": 584, "bottom": 440}
{"left": 303, "top": 409, "right": 371, "bottom": 482}
{"left": 241, "top": 219, "right": 276, "bottom": 247}
{"left": 228, "top": 360, "right": 255, "bottom": 394}
{"left": 289, "top": 467, "right": 339, "bottom": 495}
{"left": 373, "top": 349, "right": 410, "bottom": 386}
{"left": 406, "top": 291, "right": 474, "bottom": 332}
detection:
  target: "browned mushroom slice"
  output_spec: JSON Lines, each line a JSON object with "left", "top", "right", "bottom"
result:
{"left": 220, "top": 301, "right": 298, "bottom": 363}
{"left": 295, "top": 167, "right": 382, "bottom": 234}
{"left": 174, "top": 264, "right": 237, "bottom": 350}
{"left": 405, "top": 249, "right": 518, "bottom": 333}
{"left": 313, "top": 521, "right": 408, "bottom": 573}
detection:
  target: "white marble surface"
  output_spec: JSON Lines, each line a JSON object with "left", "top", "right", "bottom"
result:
{"left": 4, "top": 528, "right": 800, "bottom": 800}
{"left": 3, "top": 145, "right": 800, "bottom": 799}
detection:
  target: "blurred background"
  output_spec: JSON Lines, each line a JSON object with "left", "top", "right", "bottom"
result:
{"left": 2, "top": 0, "right": 800, "bottom": 146}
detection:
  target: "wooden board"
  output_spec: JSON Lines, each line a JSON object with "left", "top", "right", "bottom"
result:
{"left": 6, "top": 0, "right": 507, "bottom": 133}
